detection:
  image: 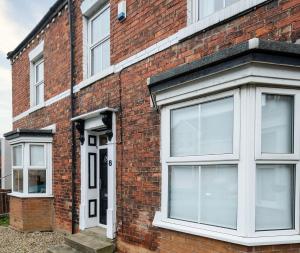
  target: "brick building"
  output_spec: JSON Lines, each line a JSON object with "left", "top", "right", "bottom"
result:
{"left": 4, "top": 0, "right": 300, "bottom": 252}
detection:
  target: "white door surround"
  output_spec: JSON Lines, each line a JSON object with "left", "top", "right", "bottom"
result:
{"left": 78, "top": 110, "right": 117, "bottom": 239}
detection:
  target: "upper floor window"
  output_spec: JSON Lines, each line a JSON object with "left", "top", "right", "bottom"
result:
{"left": 88, "top": 4, "right": 110, "bottom": 76}
{"left": 32, "top": 58, "right": 44, "bottom": 107}
{"left": 189, "top": 0, "right": 267, "bottom": 26}
{"left": 29, "top": 41, "right": 44, "bottom": 108}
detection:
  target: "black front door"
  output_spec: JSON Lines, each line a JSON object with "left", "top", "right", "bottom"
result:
{"left": 99, "top": 148, "right": 108, "bottom": 225}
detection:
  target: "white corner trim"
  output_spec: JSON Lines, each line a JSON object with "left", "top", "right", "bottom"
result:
{"left": 29, "top": 40, "right": 44, "bottom": 61}
{"left": 248, "top": 38, "right": 260, "bottom": 49}
{"left": 153, "top": 212, "right": 300, "bottom": 246}
{"left": 81, "top": 0, "right": 108, "bottom": 16}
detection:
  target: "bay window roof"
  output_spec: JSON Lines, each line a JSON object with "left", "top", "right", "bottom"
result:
{"left": 4, "top": 129, "right": 53, "bottom": 141}
{"left": 148, "top": 38, "right": 300, "bottom": 108}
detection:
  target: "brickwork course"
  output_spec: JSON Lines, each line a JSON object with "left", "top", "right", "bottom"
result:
{"left": 9, "top": 0, "right": 300, "bottom": 252}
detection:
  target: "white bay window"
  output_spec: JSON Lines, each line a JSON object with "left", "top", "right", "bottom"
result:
{"left": 11, "top": 141, "right": 52, "bottom": 197}
{"left": 156, "top": 85, "right": 300, "bottom": 244}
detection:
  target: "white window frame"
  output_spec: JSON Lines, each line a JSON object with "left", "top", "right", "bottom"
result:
{"left": 87, "top": 3, "right": 110, "bottom": 77}
{"left": 29, "top": 41, "right": 45, "bottom": 110}
{"left": 159, "top": 85, "right": 300, "bottom": 242}
{"left": 12, "top": 144, "right": 24, "bottom": 193}
{"left": 187, "top": 0, "right": 268, "bottom": 28}
{"left": 11, "top": 142, "right": 52, "bottom": 197}
{"left": 32, "top": 58, "right": 45, "bottom": 107}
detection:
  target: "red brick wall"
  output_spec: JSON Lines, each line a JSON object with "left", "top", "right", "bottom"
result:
{"left": 10, "top": 196, "right": 54, "bottom": 232}
{"left": 11, "top": 0, "right": 300, "bottom": 252}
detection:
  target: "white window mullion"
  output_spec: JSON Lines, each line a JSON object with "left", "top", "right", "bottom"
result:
{"left": 23, "top": 143, "right": 29, "bottom": 195}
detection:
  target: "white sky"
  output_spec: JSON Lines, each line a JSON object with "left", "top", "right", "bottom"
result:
{"left": 0, "top": 0, "right": 56, "bottom": 137}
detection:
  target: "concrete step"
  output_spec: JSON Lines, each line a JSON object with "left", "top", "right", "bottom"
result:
{"left": 47, "top": 244, "right": 81, "bottom": 253}
{"left": 65, "top": 228, "right": 114, "bottom": 253}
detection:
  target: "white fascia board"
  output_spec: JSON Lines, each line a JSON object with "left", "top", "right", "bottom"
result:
{"left": 8, "top": 136, "right": 53, "bottom": 145}
{"left": 29, "top": 40, "right": 44, "bottom": 61}
{"left": 155, "top": 62, "right": 300, "bottom": 107}
{"left": 71, "top": 107, "right": 118, "bottom": 122}
{"left": 153, "top": 212, "right": 300, "bottom": 247}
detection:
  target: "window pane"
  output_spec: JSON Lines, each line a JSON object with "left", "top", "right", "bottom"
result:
{"left": 91, "top": 44, "right": 102, "bottom": 75}
{"left": 200, "top": 0, "right": 223, "bottom": 19}
{"left": 256, "top": 164, "right": 295, "bottom": 231}
{"left": 35, "top": 61, "right": 44, "bottom": 83}
{"left": 169, "top": 165, "right": 238, "bottom": 229}
{"left": 171, "top": 105, "right": 199, "bottom": 156}
{"left": 30, "top": 145, "right": 45, "bottom": 166}
{"left": 169, "top": 166, "right": 199, "bottom": 222}
{"left": 13, "top": 145, "right": 22, "bottom": 167}
{"left": 200, "top": 165, "right": 238, "bottom": 229}
{"left": 13, "top": 169, "right": 23, "bottom": 193}
{"left": 171, "top": 96, "right": 233, "bottom": 156}
{"left": 91, "top": 7, "right": 110, "bottom": 44}
{"left": 200, "top": 97, "right": 233, "bottom": 155}
{"left": 35, "top": 83, "right": 43, "bottom": 106}
{"left": 261, "top": 94, "right": 294, "bottom": 154}
{"left": 28, "top": 170, "right": 46, "bottom": 193}
{"left": 225, "top": 0, "right": 239, "bottom": 7}
{"left": 102, "top": 39, "right": 110, "bottom": 70}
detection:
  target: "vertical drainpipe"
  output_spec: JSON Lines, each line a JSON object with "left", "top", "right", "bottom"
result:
{"left": 67, "top": 0, "right": 77, "bottom": 234}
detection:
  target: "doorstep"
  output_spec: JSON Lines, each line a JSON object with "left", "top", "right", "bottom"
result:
{"left": 47, "top": 227, "right": 115, "bottom": 253}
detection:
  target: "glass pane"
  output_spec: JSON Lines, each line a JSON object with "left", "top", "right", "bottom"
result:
{"left": 225, "top": 0, "right": 239, "bottom": 7}
{"left": 171, "top": 96, "right": 234, "bottom": 156}
{"left": 261, "top": 94, "right": 294, "bottom": 154}
{"left": 102, "top": 39, "right": 110, "bottom": 70}
{"left": 91, "top": 44, "right": 102, "bottom": 75}
{"left": 200, "top": 165, "right": 238, "bottom": 229}
{"left": 30, "top": 145, "right": 45, "bottom": 166}
{"left": 169, "top": 166, "right": 199, "bottom": 222}
{"left": 35, "top": 84, "right": 43, "bottom": 106}
{"left": 35, "top": 61, "right": 44, "bottom": 83}
{"left": 256, "top": 164, "right": 295, "bottom": 231}
{"left": 171, "top": 105, "right": 199, "bottom": 156}
{"left": 91, "top": 7, "right": 110, "bottom": 44}
{"left": 28, "top": 170, "right": 46, "bottom": 193}
{"left": 13, "top": 169, "right": 23, "bottom": 193}
{"left": 200, "top": 0, "right": 223, "bottom": 19}
{"left": 200, "top": 97, "right": 233, "bottom": 155}
{"left": 13, "top": 145, "right": 22, "bottom": 167}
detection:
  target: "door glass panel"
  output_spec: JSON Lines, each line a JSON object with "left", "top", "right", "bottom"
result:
{"left": 256, "top": 164, "right": 295, "bottom": 231}
{"left": 99, "top": 149, "right": 108, "bottom": 225}
{"left": 261, "top": 94, "right": 294, "bottom": 154}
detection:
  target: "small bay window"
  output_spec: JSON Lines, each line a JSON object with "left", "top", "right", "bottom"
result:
{"left": 5, "top": 129, "right": 53, "bottom": 197}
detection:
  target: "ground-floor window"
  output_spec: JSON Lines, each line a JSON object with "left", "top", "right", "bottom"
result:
{"left": 12, "top": 142, "right": 52, "bottom": 196}
{"left": 160, "top": 86, "right": 300, "bottom": 238}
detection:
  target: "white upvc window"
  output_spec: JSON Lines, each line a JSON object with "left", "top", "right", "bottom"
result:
{"left": 188, "top": 0, "right": 268, "bottom": 27}
{"left": 159, "top": 86, "right": 300, "bottom": 241}
{"left": 11, "top": 142, "right": 52, "bottom": 197}
{"left": 87, "top": 4, "right": 110, "bottom": 77}
{"left": 32, "top": 58, "right": 44, "bottom": 107}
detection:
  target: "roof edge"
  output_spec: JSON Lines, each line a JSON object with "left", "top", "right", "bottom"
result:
{"left": 7, "top": 0, "right": 68, "bottom": 60}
